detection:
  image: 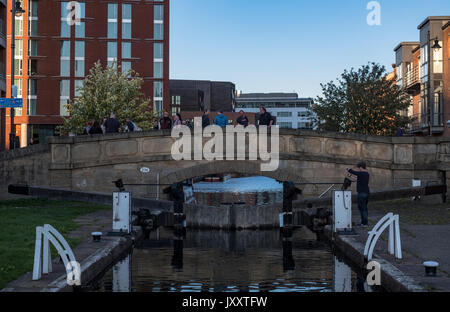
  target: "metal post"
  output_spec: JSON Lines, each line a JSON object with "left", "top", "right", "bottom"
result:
{"left": 10, "top": 2, "right": 16, "bottom": 149}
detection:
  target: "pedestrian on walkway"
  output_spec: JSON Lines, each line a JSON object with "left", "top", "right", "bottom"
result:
{"left": 202, "top": 109, "right": 210, "bottom": 128}
{"left": 89, "top": 120, "right": 103, "bottom": 135}
{"left": 159, "top": 111, "right": 173, "bottom": 130}
{"left": 347, "top": 161, "right": 370, "bottom": 227}
{"left": 104, "top": 113, "right": 121, "bottom": 133}
{"left": 258, "top": 107, "right": 274, "bottom": 127}
{"left": 213, "top": 110, "right": 228, "bottom": 127}
{"left": 236, "top": 110, "right": 249, "bottom": 127}
{"left": 173, "top": 113, "right": 183, "bottom": 129}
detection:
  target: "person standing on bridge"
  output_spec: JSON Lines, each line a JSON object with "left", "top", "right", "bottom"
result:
{"left": 347, "top": 161, "right": 370, "bottom": 227}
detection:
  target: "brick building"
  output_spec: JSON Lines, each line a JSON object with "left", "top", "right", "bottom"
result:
{"left": 2, "top": 0, "right": 169, "bottom": 149}
{"left": 394, "top": 16, "right": 450, "bottom": 136}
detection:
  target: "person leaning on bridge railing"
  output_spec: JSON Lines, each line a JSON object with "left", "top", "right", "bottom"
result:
{"left": 347, "top": 161, "right": 370, "bottom": 227}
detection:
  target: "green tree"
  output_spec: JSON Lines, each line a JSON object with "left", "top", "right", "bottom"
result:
{"left": 60, "top": 61, "right": 158, "bottom": 135}
{"left": 310, "top": 62, "right": 413, "bottom": 136}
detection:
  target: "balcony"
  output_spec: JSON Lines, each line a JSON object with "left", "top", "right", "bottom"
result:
{"left": 410, "top": 113, "right": 444, "bottom": 134}
{"left": 404, "top": 67, "right": 420, "bottom": 93}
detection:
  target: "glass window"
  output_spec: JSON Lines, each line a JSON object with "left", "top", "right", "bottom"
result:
{"left": 122, "top": 4, "right": 132, "bottom": 19}
{"left": 29, "top": 19, "right": 38, "bottom": 36}
{"left": 154, "top": 5, "right": 164, "bottom": 20}
{"left": 61, "top": 21, "right": 70, "bottom": 37}
{"left": 154, "top": 43, "right": 163, "bottom": 59}
{"left": 74, "top": 80, "right": 83, "bottom": 97}
{"left": 154, "top": 23, "right": 163, "bottom": 40}
{"left": 28, "top": 99, "right": 37, "bottom": 116}
{"left": 108, "top": 22, "right": 117, "bottom": 39}
{"left": 108, "top": 42, "right": 117, "bottom": 58}
{"left": 154, "top": 61, "right": 163, "bottom": 78}
{"left": 14, "top": 59, "right": 22, "bottom": 76}
{"left": 154, "top": 81, "right": 163, "bottom": 98}
{"left": 15, "top": 40, "right": 23, "bottom": 57}
{"left": 75, "top": 60, "right": 84, "bottom": 77}
{"left": 28, "top": 79, "right": 37, "bottom": 96}
{"left": 14, "top": 79, "right": 22, "bottom": 97}
{"left": 61, "top": 41, "right": 70, "bottom": 57}
{"left": 15, "top": 18, "right": 23, "bottom": 37}
{"left": 29, "top": 0, "right": 38, "bottom": 17}
{"left": 154, "top": 100, "right": 163, "bottom": 112}
{"left": 75, "top": 22, "right": 85, "bottom": 38}
{"left": 122, "top": 61, "right": 131, "bottom": 74}
{"left": 433, "top": 41, "right": 443, "bottom": 74}
{"left": 75, "top": 41, "right": 85, "bottom": 57}
{"left": 122, "top": 42, "right": 131, "bottom": 59}
{"left": 108, "top": 3, "right": 118, "bottom": 19}
{"left": 60, "top": 80, "right": 70, "bottom": 116}
{"left": 29, "top": 40, "right": 38, "bottom": 56}
{"left": 28, "top": 59, "right": 38, "bottom": 76}
{"left": 122, "top": 22, "right": 131, "bottom": 39}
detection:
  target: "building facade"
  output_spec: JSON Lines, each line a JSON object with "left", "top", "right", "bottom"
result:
{"left": 235, "top": 93, "right": 314, "bottom": 129}
{"left": 3, "top": 0, "right": 169, "bottom": 148}
{"left": 0, "top": 0, "right": 7, "bottom": 150}
{"left": 170, "top": 79, "right": 236, "bottom": 114}
{"left": 394, "top": 16, "right": 450, "bottom": 136}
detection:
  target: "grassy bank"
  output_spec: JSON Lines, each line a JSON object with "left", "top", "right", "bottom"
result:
{"left": 0, "top": 198, "right": 109, "bottom": 290}
{"left": 370, "top": 198, "right": 450, "bottom": 225}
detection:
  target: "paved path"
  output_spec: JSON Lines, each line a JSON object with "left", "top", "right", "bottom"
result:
{"left": 352, "top": 204, "right": 450, "bottom": 292}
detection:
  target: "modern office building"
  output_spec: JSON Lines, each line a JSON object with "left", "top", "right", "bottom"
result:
{"left": 3, "top": 0, "right": 169, "bottom": 148}
{"left": 394, "top": 16, "right": 450, "bottom": 136}
{"left": 235, "top": 93, "right": 314, "bottom": 129}
{"left": 170, "top": 79, "right": 236, "bottom": 114}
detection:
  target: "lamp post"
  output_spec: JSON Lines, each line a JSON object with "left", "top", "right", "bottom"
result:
{"left": 9, "top": 1, "right": 25, "bottom": 149}
{"left": 427, "top": 36, "right": 442, "bottom": 137}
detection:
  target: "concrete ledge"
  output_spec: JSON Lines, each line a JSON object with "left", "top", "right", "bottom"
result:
{"left": 42, "top": 229, "right": 142, "bottom": 292}
{"left": 324, "top": 226, "right": 424, "bottom": 292}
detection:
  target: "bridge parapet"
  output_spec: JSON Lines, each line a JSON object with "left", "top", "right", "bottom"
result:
{"left": 0, "top": 130, "right": 448, "bottom": 199}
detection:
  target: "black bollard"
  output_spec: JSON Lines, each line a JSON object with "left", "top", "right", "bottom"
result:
{"left": 282, "top": 181, "right": 301, "bottom": 237}
{"left": 282, "top": 238, "right": 295, "bottom": 271}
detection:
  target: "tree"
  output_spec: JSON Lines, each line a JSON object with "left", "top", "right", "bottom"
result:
{"left": 60, "top": 61, "right": 158, "bottom": 135}
{"left": 310, "top": 62, "right": 413, "bottom": 136}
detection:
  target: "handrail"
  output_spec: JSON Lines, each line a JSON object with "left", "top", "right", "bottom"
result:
{"left": 364, "top": 213, "right": 402, "bottom": 261}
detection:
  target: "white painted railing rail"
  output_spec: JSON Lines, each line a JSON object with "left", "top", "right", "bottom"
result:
{"left": 364, "top": 213, "right": 402, "bottom": 261}
{"left": 32, "top": 224, "right": 79, "bottom": 285}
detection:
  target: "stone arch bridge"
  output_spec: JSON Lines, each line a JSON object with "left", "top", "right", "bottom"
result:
{"left": 1, "top": 129, "right": 450, "bottom": 200}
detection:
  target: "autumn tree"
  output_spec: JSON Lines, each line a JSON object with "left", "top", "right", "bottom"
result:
{"left": 60, "top": 61, "right": 158, "bottom": 135}
{"left": 310, "top": 62, "right": 412, "bottom": 136}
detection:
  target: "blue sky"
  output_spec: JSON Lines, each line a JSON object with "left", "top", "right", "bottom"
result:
{"left": 170, "top": 0, "right": 450, "bottom": 98}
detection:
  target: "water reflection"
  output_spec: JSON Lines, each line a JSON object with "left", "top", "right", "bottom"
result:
{"left": 89, "top": 229, "right": 375, "bottom": 293}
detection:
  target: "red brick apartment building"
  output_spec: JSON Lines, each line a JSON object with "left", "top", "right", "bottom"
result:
{"left": 0, "top": 0, "right": 169, "bottom": 150}
{"left": 394, "top": 16, "right": 450, "bottom": 136}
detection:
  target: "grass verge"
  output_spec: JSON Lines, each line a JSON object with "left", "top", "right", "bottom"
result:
{"left": 0, "top": 198, "right": 109, "bottom": 290}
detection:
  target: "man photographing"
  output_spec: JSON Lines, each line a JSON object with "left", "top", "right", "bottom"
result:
{"left": 347, "top": 161, "right": 370, "bottom": 227}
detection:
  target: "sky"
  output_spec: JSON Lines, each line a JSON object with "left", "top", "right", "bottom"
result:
{"left": 170, "top": 0, "right": 450, "bottom": 98}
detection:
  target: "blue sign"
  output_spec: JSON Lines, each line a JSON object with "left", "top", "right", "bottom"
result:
{"left": 0, "top": 98, "right": 23, "bottom": 108}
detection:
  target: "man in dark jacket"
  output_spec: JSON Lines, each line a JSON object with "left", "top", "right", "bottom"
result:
{"left": 347, "top": 161, "right": 370, "bottom": 227}
{"left": 202, "top": 110, "right": 210, "bottom": 128}
{"left": 236, "top": 110, "right": 249, "bottom": 127}
{"left": 258, "top": 107, "right": 274, "bottom": 126}
{"left": 104, "top": 113, "right": 121, "bottom": 133}
{"left": 159, "top": 111, "right": 172, "bottom": 130}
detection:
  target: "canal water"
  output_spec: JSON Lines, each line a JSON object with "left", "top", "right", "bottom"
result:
{"left": 86, "top": 229, "right": 377, "bottom": 292}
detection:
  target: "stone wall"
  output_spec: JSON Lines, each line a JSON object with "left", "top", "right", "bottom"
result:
{"left": 1, "top": 130, "right": 449, "bottom": 200}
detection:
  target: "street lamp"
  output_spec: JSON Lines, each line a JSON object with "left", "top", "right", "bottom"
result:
{"left": 427, "top": 36, "right": 442, "bottom": 136}
{"left": 9, "top": 1, "right": 25, "bottom": 149}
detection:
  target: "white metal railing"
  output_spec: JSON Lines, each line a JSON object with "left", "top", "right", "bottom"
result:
{"left": 364, "top": 213, "right": 402, "bottom": 261}
{"left": 32, "top": 224, "right": 80, "bottom": 285}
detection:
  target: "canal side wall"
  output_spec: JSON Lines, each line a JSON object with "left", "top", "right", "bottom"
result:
{"left": 324, "top": 226, "right": 424, "bottom": 292}
{"left": 1, "top": 130, "right": 450, "bottom": 199}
